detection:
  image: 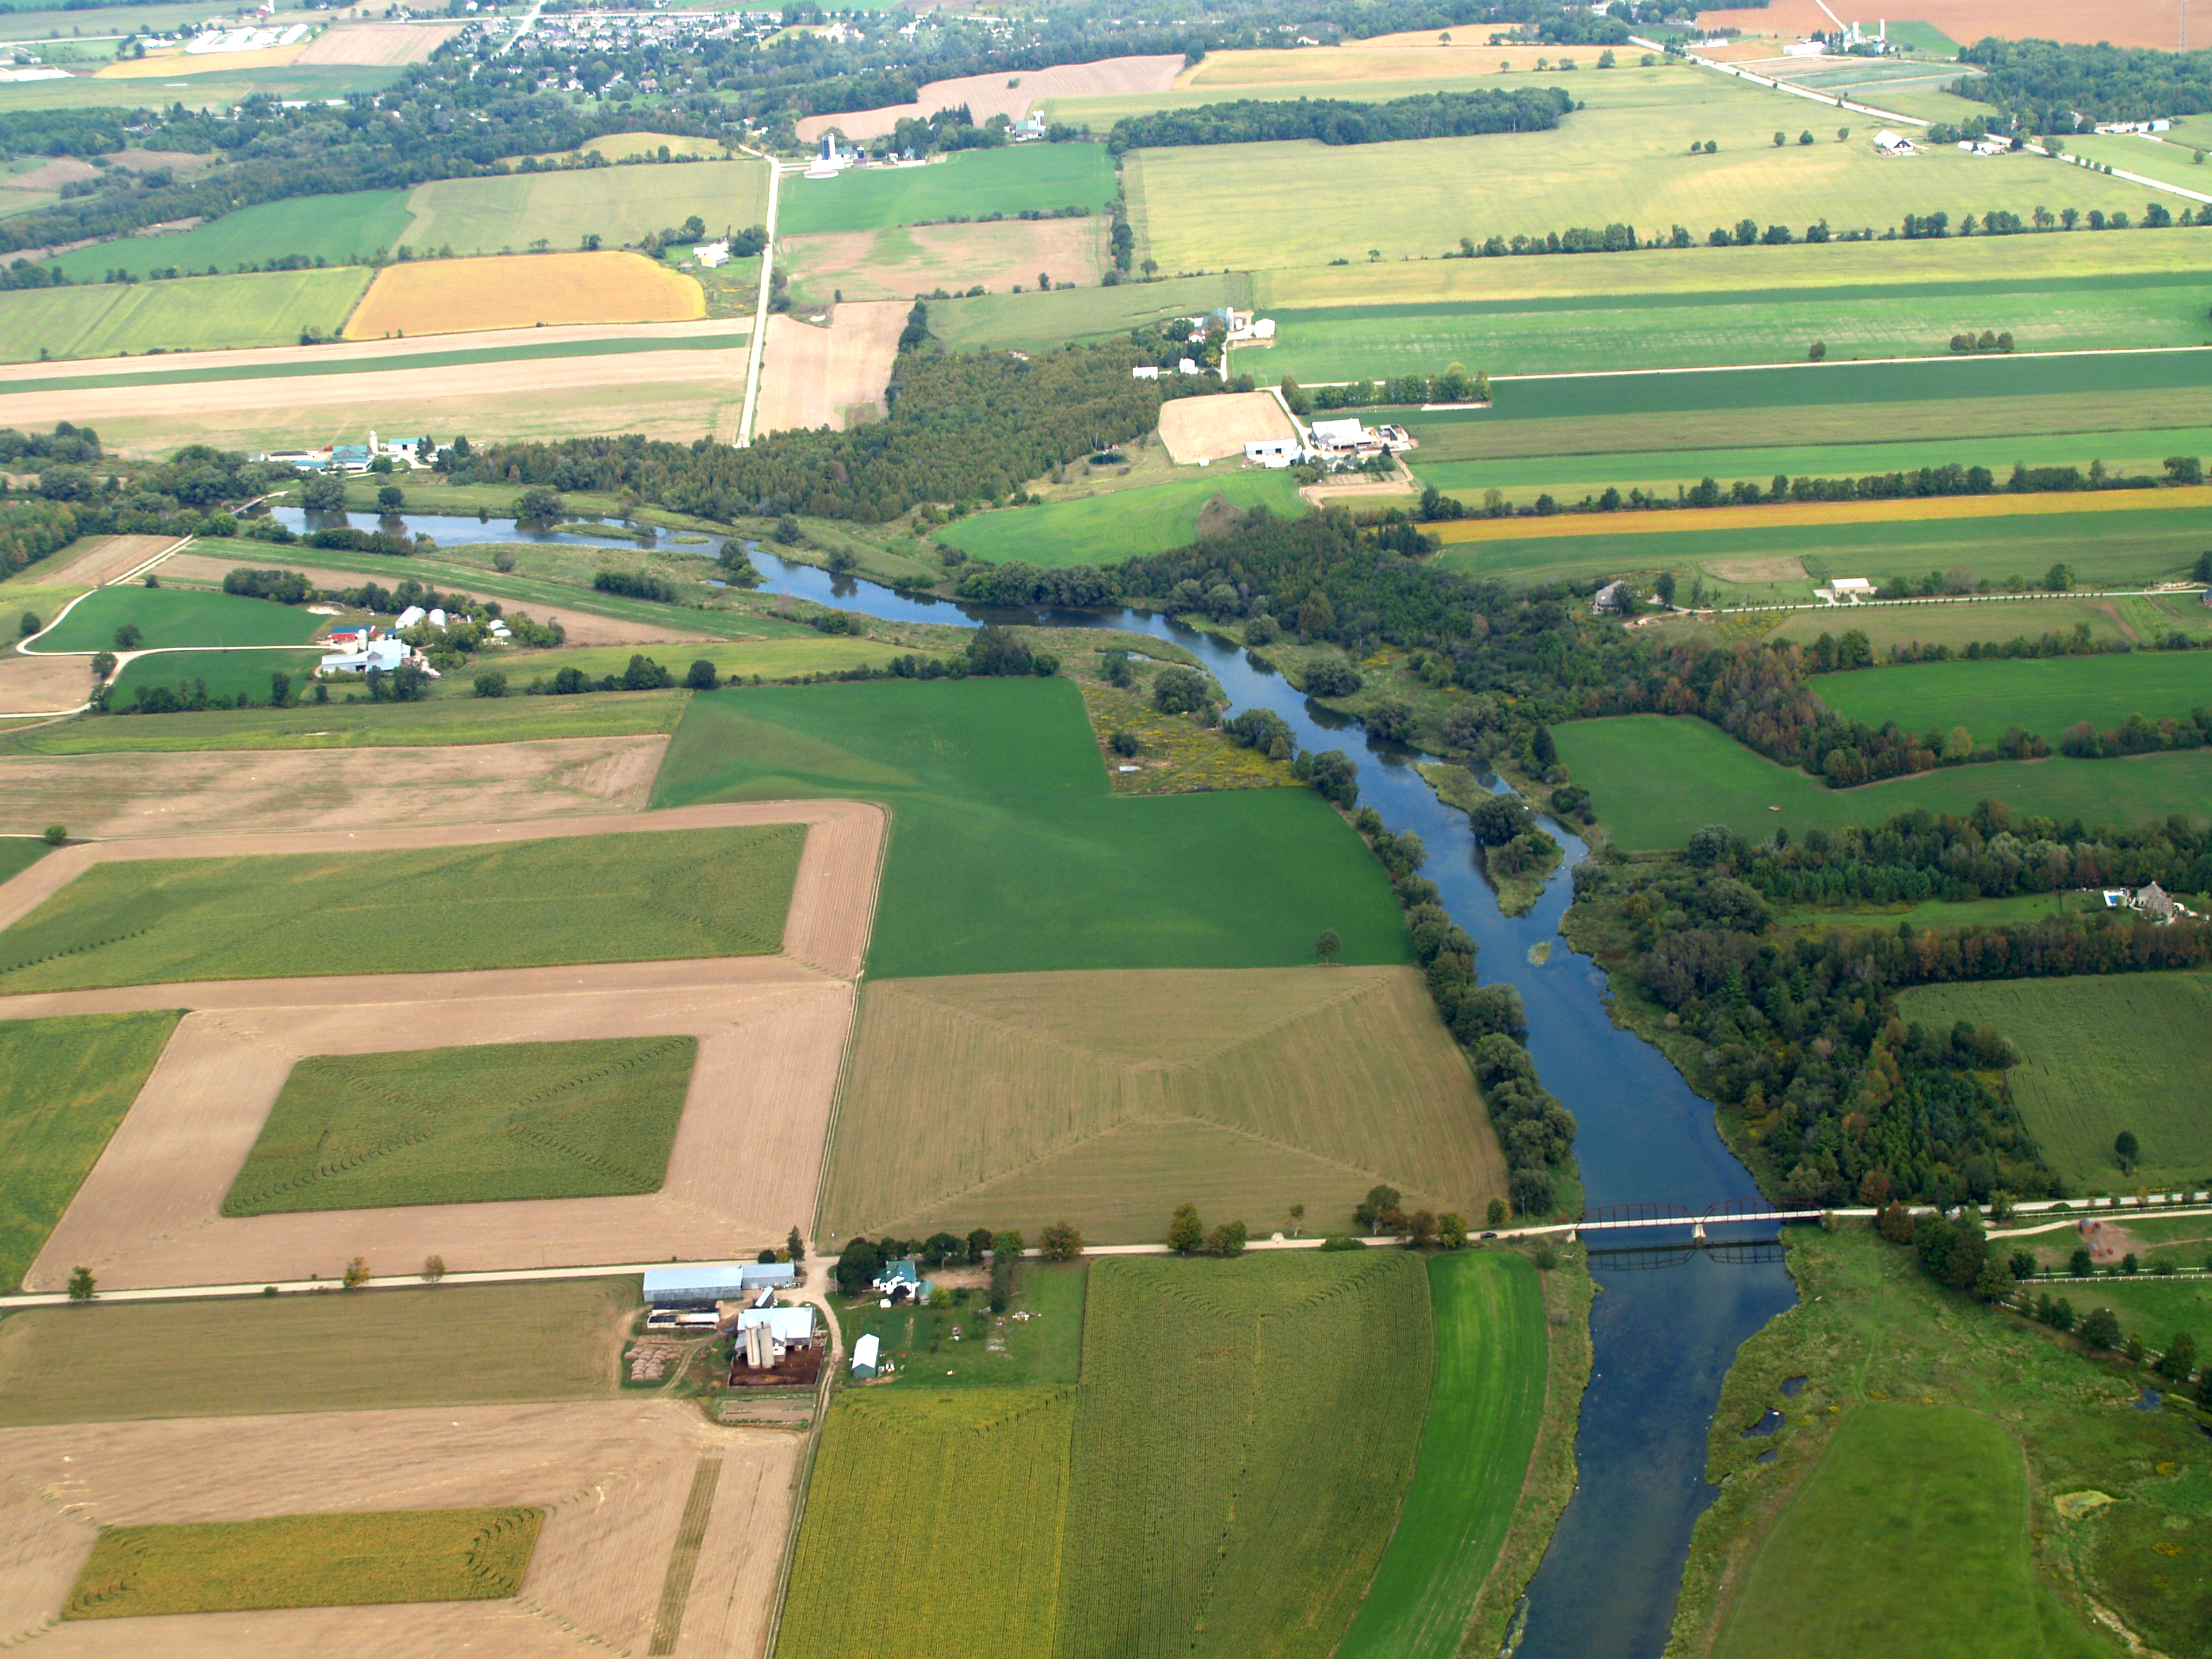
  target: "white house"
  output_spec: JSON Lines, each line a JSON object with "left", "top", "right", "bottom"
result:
{"left": 693, "top": 241, "right": 730, "bottom": 268}
{"left": 1872, "top": 130, "right": 1916, "bottom": 156}
{"left": 1132, "top": 365, "right": 1160, "bottom": 380}
{"left": 851, "top": 1333, "right": 882, "bottom": 1378}
{"left": 1830, "top": 577, "right": 1875, "bottom": 598}
{"left": 1244, "top": 438, "right": 1301, "bottom": 468}
{"left": 1176, "top": 357, "right": 1202, "bottom": 375}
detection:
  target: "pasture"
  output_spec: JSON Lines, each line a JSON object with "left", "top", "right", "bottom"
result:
{"left": 1124, "top": 67, "right": 2148, "bottom": 272}
{"left": 0, "top": 823, "right": 802, "bottom": 992}
{"left": 1334, "top": 1250, "right": 1549, "bottom": 1659}
{"left": 0, "top": 1010, "right": 177, "bottom": 1290}
{"left": 0, "top": 268, "right": 371, "bottom": 364}
{"left": 777, "top": 146, "right": 1115, "bottom": 237}
{"left": 37, "top": 586, "right": 329, "bottom": 653}
{"left": 1551, "top": 715, "right": 2212, "bottom": 850}
{"left": 3, "top": 691, "right": 690, "bottom": 754}
{"left": 649, "top": 678, "right": 1412, "bottom": 977}
{"left": 64, "top": 1507, "right": 541, "bottom": 1618}
{"left": 0, "top": 838, "right": 47, "bottom": 884}
{"left": 929, "top": 272, "right": 1249, "bottom": 350}
{"left": 344, "top": 251, "right": 703, "bottom": 338}
{"left": 401, "top": 159, "right": 770, "bottom": 255}
{"left": 778, "top": 1387, "right": 1076, "bottom": 1659}
{"left": 1809, "top": 653, "right": 2212, "bottom": 747}
{"left": 108, "top": 647, "right": 327, "bottom": 708}
{"left": 2049, "top": 1277, "right": 2212, "bottom": 1371}
{"left": 934, "top": 469, "right": 1303, "bottom": 567}
{"left": 1896, "top": 975, "right": 2212, "bottom": 1192}
{"left": 819, "top": 966, "right": 1505, "bottom": 1245}
{"left": 45, "top": 190, "right": 415, "bottom": 283}
{"left": 1057, "top": 1251, "right": 1433, "bottom": 1659}
{"left": 0, "top": 1279, "right": 631, "bottom": 1425}
{"left": 484, "top": 637, "right": 916, "bottom": 692}
{"left": 223, "top": 1036, "right": 696, "bottom": 1214}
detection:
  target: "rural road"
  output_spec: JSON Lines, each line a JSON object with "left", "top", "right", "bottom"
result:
{"left": 735, "top": 148, "right": 785, "bottom": 448}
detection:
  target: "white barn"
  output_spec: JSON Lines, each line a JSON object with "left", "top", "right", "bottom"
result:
{"left": 1244, "top": 438, "right": 1301, "bottom": 468}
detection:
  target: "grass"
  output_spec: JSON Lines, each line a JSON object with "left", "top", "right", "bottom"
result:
{"left": 1809, "top": 653, "right": 2212, "bottom": 747}
{"left": 844, "top": 1261, "right": 1088, "bottom": 1387}
{"left": 1, "top": 690, "right": 691, "bottom": 754}
{"left": 0, "top": 837, "right": 49, "bottom": 884}
{"left": 1669, "top": 1226, "right": 2200, "bottom": 1658}
{"left": 778, "top": 146, "right": 1114, "bottom": 237}
{"left": 0, "top": 1010, "right": 178, "bottom": 1290}
{"left": 401, "top": 158, "right": 769, "bottom": 255}
{"left": 1334, "top": 1250, "right": 1549, "bottom": 1659}
{"left": 777, "top": 1386, "right": 1076, "bottom": 1659}
{"left": 2035, "top": 1276, "right": 2212, "bottom": 1373}
{"left": 929, "top": 272, "right": 1251, "bottom": 352}
{"left": 819, "top": 966, "right": 1504, "bottom": 1246}
{"left": 0, "top": 270, "right": 371, "bottom": 363}
{"left": 1058, "top": 1250, "right": 1434, "bottom": 1659}
{"left": 1765, "top": 594, "right": 2212, "bottom": 655}
{"left": 45, "top": 188, "right": 416, "bottom": 282}
{"left": 0, "top": 823, "right": 802, "bottom": 993}
{"left": 1553, "top": 714, "right": 2212, "bottom": 851}
{"left": 1780, "top": 890, "right": 2097, "bottom": 933}
{"left": 1896, "top": 975, "right": 2212, "bottom": 1193}
{"left": 108, "top": 647, "right": 328, "bottom": 708}
{"left": 934, "top": 470, "right": 1303, "bottom": 567}
{"left": 64, "top": 1507, "right": 541, "bottom": 1619}
{"left": 224, "top": 1036, "right": 695, "bottom": 1215}
{"left": 0, "top": 1278, "right": 632, "bottom": 1425}
{"left": 649, "top": 678, "right": 1411, "bottom": 978}
{"left": 484, "top": 636, "right": 918, "bottom": 693}
{"left": 37, "top": 586, "right": 330, "bottom": 653}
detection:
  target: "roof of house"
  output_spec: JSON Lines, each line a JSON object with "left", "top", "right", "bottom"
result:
{"left": 876, "top": 1258, "right": 920, "bottom": 1284}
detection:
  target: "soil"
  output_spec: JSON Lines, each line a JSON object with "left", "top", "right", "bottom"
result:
{"left": 0, "top": 651, "right": 94, "bottom": 718}
{"left": 291, "top": 21, "right": 463, "bottom": 65}
{"left": 36, "top": 535, "right": 180, "bottom": 587}
{"left": 754, "top": 302, "right": 908, "bottom": 436}
{"left": 1157, "top": 392, "right": 1297, "bottom": 464}
{"left": 1704, "top": 555, "right": 1810, "bottom": 583}
{"left": 797, "top": 54, "right": 1183, "bottom": 143}
{"left": 1695, "top": 0, "right": 2185, "bottom": 48}
{"left": 0, "top": 1400, "right": 796, "bottom": 1658}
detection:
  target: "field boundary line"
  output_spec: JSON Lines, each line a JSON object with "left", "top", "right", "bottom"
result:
{"left": 2050, "top": 148, "right": 2212, "bottom": 205}
{"left": 1645, "top": 36, "right": 1930, "bottom": 129}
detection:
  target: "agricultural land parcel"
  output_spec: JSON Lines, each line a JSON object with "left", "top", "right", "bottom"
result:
{"left": 1695, "top": 0, "right": 2189, "bottom": 50}
{"left": 0, "top": 270, "right": 373, "bottom": 365}
{"left": 777, "top": 145, "right": 1115, "bottom": 237}
{"left": 1809, "top": 653, "right": 2212, "bottom": 747}
{"left": 44, "top": 190, "right": 415, "bottom": 283}
{"left": 1897, "top": 974, "right": 2212, "bottom": 1191}
{"left": 934, "top": 469, "right": 1303, "bottom": 566}
{"left": 781, "top": 216, "right": 1109, "bottom": 306}
{"left": 819, "top": 966, "right": 1506, "bottom": 1245}
{"left": 1552, "top": 715, "right": 2212, "bottom": 851}
{"left": 648, "top": 677, "right": 1411, "bottom": 977}
{"left": 108, "top": 647, "right": 329, "bottom": 708}
{"left": 0, "top": 692, "right": 689, "bottom": 757}
{"left": 1767, "top": 593, "right": 2212, "bottom": 657}
{"left": 35, "top": 586, "right": 330, "bottom": 652}
{"left": 344, "top": 251, "right": 704, "bottom": 338}
{"left": 398, "top": 158, "right": 770, "bottom": 255}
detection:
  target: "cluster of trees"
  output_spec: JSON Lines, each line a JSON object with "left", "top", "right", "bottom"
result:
{"left": 2058, "top": 704, "right": 2212, "bottom": 759}
{"left": 220, "top": 567, "right": 314, "bottom": 605}
{"left": 1349, "top": 1183, "right": 1473, "bottom": 1248}
{"left": 1454, "top": 220, "right": 1646, "bottom": 258}
{"left": 1469, "top": 1033, "right": 1577, "bottom": 1216}
{"left": 592, "top": 569, "right": 680, "bottom": 602}
{"left": 1167, "top": 1203, "right": 1249, "bottom": 1256}
{"left": 0, "top": 422, "right": 101, "bottom": 466}
{"left": 1956, "top": 37, "right": 2212, "bottom": 127}
{"left": 1105, "top": 85, "right": 1571, "bottom": 152}
{"left": 1950, "top": 329, "right": 2016, "bottom": 352}
{"left": 1300, "top": 366, "right": 1488, "bottom": 410}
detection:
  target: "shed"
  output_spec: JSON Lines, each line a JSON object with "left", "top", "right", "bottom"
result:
{"left": 394, "top": 605, "right": 427, "bottom": 630}
{"left": 1245, "top": 438, "right": 1300, "bottom": 468}
{"left": 851, "top": 1333, "right": 881, "bottom": 1378}
{"left": 643, "top": 1263, "right": 752, "bottom": 1309}
{"left": 742, "top": 1262, "right": 797, "bottom": 1290}
{"left": 1872, "top": 130, "right": 1915, "bottom": 155}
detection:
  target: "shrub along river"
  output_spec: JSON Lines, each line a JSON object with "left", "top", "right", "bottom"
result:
{"left": 283, "top": 510, "right": 1797, "bottom": 1658}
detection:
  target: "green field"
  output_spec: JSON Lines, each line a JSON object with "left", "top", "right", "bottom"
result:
{"left": 1766, "top": 594, "right": 2212, "bottom": 656}
{"left": 2045, "top": 1276, "right": 2212, "bottom": 1372}
{"left": 929, "top": 272, "right": 1250, "bottom": 351}
{"left": 1811, "top": 653, "right": 2212, "bottom": 747}
{"left": 0, "top": 1278, "right": 630, "bottom": 1425}
{"left": 224, "top": 1036, "right": 695, "bottom": 1215}
{"left": 1553, "top": 715, "right": 2212, "bottom": 851}
{"left": 1334, "top": 1250, "right": 1548, "bottom": 1659}
{"left": 650, "top": 678, "right": 1410, "bottom": 977}
{"left": 65, "top": 1507, "right": 541, "bottom": 1619}
{"left": 778, "top": 146, "right": 1115, "bottom": 237}
{"left": 0, "top": 838, "right": 48, "bottom": 885}
{"left": 778, "top": 1387, "right": 1076, "bottom": 1659}
{"left": 1126, "top": 66, "right": 2149, "bottom": 273}
{"left": 46, "top": 190, "right": 416, "bottom": 282}
{"left": 2064, "top": 133, "right": 2212, "bottom": 194}
{"left": 484, "top": 636, "right": 916, "bottom": 693}
{"left": 0, "top": 268, "right": 374, "bottom": 363}
{"left": 109, "top": 647, "right": 327, "bottom": 708}
{"left": 934, "top": 470, "right": 1303, "bottom": 567}
{"left": 1782, "top": 890, "right": 2096, "bottom": 933}
{"left": 37, "top": 587, "right": 331, "bottom": 653}
{"left": 401, "top": 159, "right": 770, "bottom": 255}
{"left": 1897, "top": 975, "right": 2212, "bottom": 1193}
{"left": 0, "top": 1010, "right": 178, "bottom": 1290}
{"left": 0, "top": 63, "right": 402, "bottom": 112}
{"left": 3, "top": 691, "right": 690, "bottom": 754}
{"left": 0, "top": 823, "right": 801, "bottom": 992}
{"left": 1059, "top": 1250, "right": 1433, "bottom": 1659}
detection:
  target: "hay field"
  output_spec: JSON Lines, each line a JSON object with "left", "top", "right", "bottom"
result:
{"left": 45, "top": 191, "right": 414, "bottom": 283}
{"left": 1808, "top": 651, "right": 2212, "bottom": 747}
{"left": 36, "top": 585, "right": 329, "bottom": 652}
{"left": 1766, "top": 592, "right": 2211, "bottom": 654}
{"left": 930, "top": 272, "right": 1249, "bottom": 351}
{"left": 778, "top": 146, "right": 1115, "bottom": 237}
{"left": 2, "top": 695, "right": 687, "bottom": 757}
{"left": 0, "top": 1401, "right": 795, "bottom": 1659}
{"left": 0, "top": 269, "right": 373, "bottom": 364}
{"left": 33, "top": 535, "right": 180, "bottom": 586}
{"left": 781, "top": 217, "right": 1105, "bottom": 303}
{"left": 402, "top": 159, "right": 770, "bottom": 257}
{"left": 0, "top": 1279, "right": 632, "bottom": 1426}
{"left": 1126, "top": 67, "right": 2149, "bottom": 273}
{"left": 778, "top": 1388, "right": 1075, "bottom": 1659}
{"left": 753, "top": 301, "right": 907, "bottom": 434}
{"left": 1698, "top": 0, "right": 2186, "bottom": 49}
{"left": 935, "top": 468, "right": 1303, "bottom": 567}
{"left": 1157, "top": 390, "right": 1296, "bottom": 463}
{"left": 796, "top": 54, "right": 1182, "bottom": 143}
{"left": 345, "top": 251, "right": 702, "bottom": 338}
{"left": 819, "top": 966, "right": 1505, "bottom": 1244}
{"left": 292, "top": 21, "right": 460, "bottom": 65}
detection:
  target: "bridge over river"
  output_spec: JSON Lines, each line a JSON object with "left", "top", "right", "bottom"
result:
{"left": 1572, "top": 1197, "right": 1827, "bottom": 1243}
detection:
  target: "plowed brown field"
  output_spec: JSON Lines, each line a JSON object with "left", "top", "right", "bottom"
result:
{"left": 1158, "top": 390, "right": 1296, "bottom": 464}
{"left": 1696, "top": 0, "right": 2184, "bottom": 47}
{"left": 30, "top": 536, "right": 180, "bottom": 587}
{"left": 0, "top": 651, "right": 91, "bottom": 718}
{"left": 292, "top": 22, "right": 462, "bottom": 65}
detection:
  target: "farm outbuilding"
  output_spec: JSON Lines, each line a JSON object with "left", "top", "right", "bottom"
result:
{"left": 644, "top": 1263, "right": 754, "bottom": 1309}
{"left": 737, "top": 1307, "right": 818, "bottom": 1346}
{"left": 851, "top": 1332, "right": 882, "bottom": 1378}
{"left": 1244, "top": 438, "right": 1301, "bottom": 468}
{"left": 743, "top": 1261, "right": 798, "bottom": 1291}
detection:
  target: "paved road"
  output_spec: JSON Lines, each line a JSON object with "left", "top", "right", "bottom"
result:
{"left": 736, "top": 150, "right": 785, "bottom": 448}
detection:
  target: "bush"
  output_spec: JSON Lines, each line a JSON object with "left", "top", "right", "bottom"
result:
{"left": 1318, "top": 1234, "right": 1367, "bottom": 1251}
{"left": 592, "top": 570, "right": 678, "bottom": 602}
{"left": 472, "top": 672, "right": 507, "bottom": 698}
{"left": 686, "top": 659, "right": 718, "bottom": 690}
{"left": 42, "top": 823, "right": 66, "bottom": 846}
{"left": 1152, "top": 664, "right": 1212, "bottom": 714}
{"left": 1303, "top": 656, "right": 1361, "bottom": 697}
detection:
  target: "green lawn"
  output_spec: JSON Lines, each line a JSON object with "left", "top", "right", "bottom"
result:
{"left": 1334, "top": 1250, "right": 1548, "bottom": 1659}
{"left": 844, "top": 1261, "right": 1087, "bottom": 1388}
{"left": 108, "top": 648, "right": 328, "bottom": 709}
{"left": 3, "top": 691, "right": 690, "bottom": 754}
{"left": 649, "top": 678, "right": 1411, "bottom": 977}
{"left": 46, "top": 190, "right": 416, "bottom": 282}
{"left": 1810, "top": 653, "right": 2212, "bottom": 747}
{"left": 1554, "top": 714, "right": 2212, "bottom": 851}
{"left": 0, "top": 1010, "right": 178, "bottom": 1290}
{"left": 0, "top": 823, "right": 802, "bottom": 992}
{"left": 401, "top": 159, "right": 769, "bottom": 255}
{"left": 934, "top": 470, "right": 1303, "bottom": 567}
{"left": 1897, "top": 975, "right": 2212, "bottom": 1193}
{"left": 38, "top": 588, "right": 331, "bottom": 653}
{"left": 779, "top": 146, "right": 1115, "bottom": 236}
{"left": 222, "top": 1036, "right": 695, "bottom": 1214}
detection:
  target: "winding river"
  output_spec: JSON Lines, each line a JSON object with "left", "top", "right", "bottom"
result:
{"left": 283, "top": 510, "right": 1799, "bottom": 1657}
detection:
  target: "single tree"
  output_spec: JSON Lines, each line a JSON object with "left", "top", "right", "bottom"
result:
{"left": 1437, "top": 1212, "right": 1469, "bottom": 1249}
{"left": 422, "top": 1254, "right": 447, "bottom": 1282}
{"left": 2158, "top": 1329, "right": 2196, "bottom": 1381}
{"left": 270, "top": 670, "right": 292, "bottom": 708}
{"left": 1837, "top": 126, "right": 1850, "bottom": 141}
{"left": 2114, "top": 1129, "right": 2139, "bottom": 1170}
{"left": 17, "top": 611, "right": 39, "bottom": 638}
{"left": 2008, "top": 1250, "right": 2036, "bottom": 1281}
{"left": 376, "top": 484, "right": 405, "bottom": 512}
{"left": 42, "top": 823, "right": 66, "bottom": 846}
{"left": 342, "top": 1255, "right": 371, "bottom": 1289}
{"left": 90, "top": 649, "right": 116, "bottom": 682}
{"left": 991, "top": 1229, "right": 1025, "bottom": 1266}
{"left": 1039, "top": 1220, "right": 1084, "bottom": 1261}
{"left": 787, "top": 1226, "right": 806, "bottom": 1265}
{"left": 113, "top": 623, "right": 142, "bottom": 651}
{"left": 2069, "top": 1246, "right": 2093, "bottom": 1276}
{"left": 2081, "top": 1305, "right": 2121, "bottom": 1349}
{"left": 1486, "top": 1195, "right": 1509, "bottom": 1227}
{"left": 1405, "top": 1210, "right": 1437, "bottom": 1248}
{"left": 1355, "top": 1185, "right": 1402, "bottom": 1233}
{"left": 1771, "top": 130, "right": 1786, "bottom": 146}
{"left": 492, "top": 549, "right": 518, "bottom": 573}
{"left": 1168, "top": 1202, "right": 1204, "bottom": 1254}
{"left": 1807, "top": 340, "right": 1826, "bottom": 361}
{"left": 966, "top": 1226, "right": 995, "bottom": 1263}
{"left": 687, "top": 659, "right": 718, "bottom": 690}
{"left": 1315, "top": 928, "right": 1343, "bottom": 965}
{"left": 67, "top": 1265, "right": 96, "bottom": 1301}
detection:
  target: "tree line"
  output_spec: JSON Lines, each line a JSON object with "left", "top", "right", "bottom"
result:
{"left": 1103, "top": 86, "right": 1572, "bottom": 153}
{"left": 1955, "top": 37, "right": 2212, "bottom": 127}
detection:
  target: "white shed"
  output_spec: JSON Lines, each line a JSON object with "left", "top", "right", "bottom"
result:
{"left": 851, "top": 1332, "right": 881, "bottom": 1378}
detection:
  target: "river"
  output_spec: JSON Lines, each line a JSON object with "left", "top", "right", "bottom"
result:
{"left": 289, "top": 510, "right": 1798, "bottom": 1658}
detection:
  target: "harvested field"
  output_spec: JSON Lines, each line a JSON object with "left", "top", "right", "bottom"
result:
{"left": 1156, "top": 390, "right": 1296, "bottom": 464}
{"left": 754, "top": 302, "right": 907, "bottom": 434}
{"left": 781, "top": 218, "right": 1105, "bottom": 304}
{"left": 797, "top": 54, "right": 1182, "bottom": 143}
{"left": 291, "top": 22, "right": 461, "bottom": 65}
{"left": 403, "top": 161, "right": 769, "bottom": 260}
{"left": 1696, "top": 0, "right": 2186, "bottom": 49}
{"left": 345, "top": 251, "right": 703, "bottom": 340}
{"left": 93, "top": 44, "right": 306, "bottom": 77}
{"left": 1704, "top": 555, "right": 1809, "bottom": 583}
{"left": 33, "top": 535, "right": 178, "bottom": 588}
{"left": 819, "top": 966, "right": 1506, "bottom": 1244}
{"left": 0, "top": 1401, "right": 796, "bottom": 1658}
{"left": 0, "top": 735, "right": 670, "bottom": 838}
{"left": 0, "top": 651, "right": 91, "bottom": 718}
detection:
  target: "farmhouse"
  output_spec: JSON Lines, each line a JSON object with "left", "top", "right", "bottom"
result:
{"left": 872, "top": 1258, "right": 928, "bottom": 1303}
{"left": 1872, "top": 130, "right": 1916, "bottom": 156}
{"left": 2137, "top": 882, "right": 2178, "bottom": 921}
{"left": 1592, "top": 579, "right": 1631, "bottom": 615}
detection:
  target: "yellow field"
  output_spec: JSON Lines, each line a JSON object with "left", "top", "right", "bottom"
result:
{"left": 1181, "top": 40, "right": 1513, "bottom": 86}
{"left": 562, "top": 131, "right": 731, "bottom": 163}
{"left": 818, "top": 966, "right": 1506, "bottom": 1244}
{"left": 344, "top": 251, "right": 703, "bottom": 339}
{"left": 94, "top": 45, "right": 305, "bottom": 77}
{"left": 1429, "top": 484, "right": 2212, "bottom": 545}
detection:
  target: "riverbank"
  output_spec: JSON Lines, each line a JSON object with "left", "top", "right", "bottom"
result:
{"left": 1417, "top": 760, "right": 1563, "bottom": 918}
